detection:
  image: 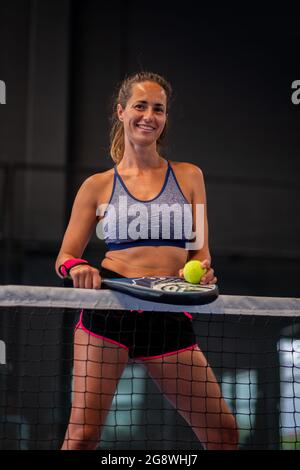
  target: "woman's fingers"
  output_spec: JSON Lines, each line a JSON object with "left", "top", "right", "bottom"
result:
{"left": 93, "top": 271, "right": 101, "bottom": 289}
{"left": 200, "top": 259, "right": 210, "bottom": 270}
{"left": 70, "top": 265, "right": 100, "bottom": 289}
{"left": 200, "top": 265, "right": 216, "bottom": 285}
{"left": 201, "top": 270, "right": 217, "bottom": 285}
{"left": 84, "top": 271, "right": 92, "bottom": 289}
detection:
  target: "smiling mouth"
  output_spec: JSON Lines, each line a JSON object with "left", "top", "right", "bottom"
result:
{"left": 136, "top": 124, "right": 156, "bottom": 131}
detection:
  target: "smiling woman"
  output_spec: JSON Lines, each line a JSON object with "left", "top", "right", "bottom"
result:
{"left": 110, "top": 72, "right": 172, "bottom": 165}
{"left": 117, "top": 81, "right": 167, "bottom": 148}
{"left": 55, "top": 71, "right": 238, "bottom": 450}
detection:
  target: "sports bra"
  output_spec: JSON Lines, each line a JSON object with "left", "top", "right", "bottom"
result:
{"left": 98, "top": 160, "right": 193, "bottom": 251}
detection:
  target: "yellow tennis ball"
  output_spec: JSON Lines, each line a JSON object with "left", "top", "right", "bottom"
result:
{"left": 183, "top": 260, "right": 207, "bottom": 284}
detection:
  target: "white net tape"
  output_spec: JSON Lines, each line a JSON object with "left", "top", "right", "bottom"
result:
{"left": 0, "top": 285, "right": 299, "bottom": 316}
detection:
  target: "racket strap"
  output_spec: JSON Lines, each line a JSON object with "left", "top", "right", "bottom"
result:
{"left": 58, "top": 258, "right": 90, "bottom": 277}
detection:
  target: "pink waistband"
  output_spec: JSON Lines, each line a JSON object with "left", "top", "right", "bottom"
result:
{"left": 135, "top": 343, "right": 198, "bottom": 361}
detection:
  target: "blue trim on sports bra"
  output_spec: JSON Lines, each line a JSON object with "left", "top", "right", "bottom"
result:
{"left": 114, "top": 161, "right": 171, "bottom": 203}
{"left": 106, "top": 240, "right": 187, "bottom": 251}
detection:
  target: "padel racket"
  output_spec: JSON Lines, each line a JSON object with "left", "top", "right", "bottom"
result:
{"left": 101, "top": 276, "right": 218, "bottom": 305}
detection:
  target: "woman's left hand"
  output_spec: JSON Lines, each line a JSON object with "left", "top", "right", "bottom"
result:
{"left": 178, "top": 259, "right": 217, "bottom": 285}
{"left": 198, "top": 259, "right": 217, "bottom": 285}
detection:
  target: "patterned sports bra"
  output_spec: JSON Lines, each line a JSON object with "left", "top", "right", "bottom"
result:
{"left": 98, "top": 160, "right": 194, "bottom": 251}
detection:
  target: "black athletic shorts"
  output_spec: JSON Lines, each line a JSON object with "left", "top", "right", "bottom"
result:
{"left": 75, "top": 267, "right": 197, "bottom": 361}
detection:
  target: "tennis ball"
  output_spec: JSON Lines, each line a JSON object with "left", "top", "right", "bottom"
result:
{"left": 183, "top": 260, "right": 207, "bottom": 284}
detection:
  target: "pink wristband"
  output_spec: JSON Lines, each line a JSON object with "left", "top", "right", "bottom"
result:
{"left": 58, "top": 258, "right": 89, "bottom": 278}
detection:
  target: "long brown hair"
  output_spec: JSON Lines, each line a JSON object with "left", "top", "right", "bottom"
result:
{"left": 110, "top": 72, "right": 173, "bottom": 164}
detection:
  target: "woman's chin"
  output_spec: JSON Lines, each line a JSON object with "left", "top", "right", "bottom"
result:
{"left": 132, "top": 135, "right": 156, "bottom": 147}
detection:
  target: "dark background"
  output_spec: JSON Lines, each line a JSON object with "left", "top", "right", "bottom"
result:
{"left": 0, "top": 0, "right": 300, "bottom": 452}
{"left": 0, "top": 1, "right": 299, "bottom": 295}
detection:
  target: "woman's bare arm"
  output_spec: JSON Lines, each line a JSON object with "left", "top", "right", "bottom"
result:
{"left": 55, "top": 176, "right": 99, "bottom": 278}
{"left": 179, "top": 164, "right": 217, "bottom": 284}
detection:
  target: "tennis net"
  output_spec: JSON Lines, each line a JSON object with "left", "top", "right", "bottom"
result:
{"left": 0, "top": 285, "right": 299, "bottom": 450}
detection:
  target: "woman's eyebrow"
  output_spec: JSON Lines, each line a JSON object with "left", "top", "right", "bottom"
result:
{"left": 135, "top": 100, "right": 165, "bottom": 107}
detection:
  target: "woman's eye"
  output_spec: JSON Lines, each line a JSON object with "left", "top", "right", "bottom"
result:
{"left": 134, "top": 104, "right": 164, "bottom": 113}
{"left": 135, "top": 104, "right": 145, "bottom": 110}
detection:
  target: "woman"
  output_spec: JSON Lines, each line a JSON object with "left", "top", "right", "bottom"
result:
{"left": 56, "top": 71, "right": 238, "bottom": 450}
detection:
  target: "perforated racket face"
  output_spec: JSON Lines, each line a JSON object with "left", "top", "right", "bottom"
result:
{"left": 130, "top": 277, "right": 217, "bottom": 293}
{"left": 151, "top": 279, "right": 217, "bottom": 293}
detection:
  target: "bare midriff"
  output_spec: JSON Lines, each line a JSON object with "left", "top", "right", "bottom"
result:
{"left": 101, "top": 245, "right": 188, "bottom": 278}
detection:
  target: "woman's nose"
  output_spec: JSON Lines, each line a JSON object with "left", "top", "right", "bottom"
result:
{"left": 143, "top": 107, "right": 154, "bottom": 119}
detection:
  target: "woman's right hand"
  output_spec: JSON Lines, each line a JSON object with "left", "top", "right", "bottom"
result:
{"left": 69, "top": 264, "right": 101, "bottom": 289}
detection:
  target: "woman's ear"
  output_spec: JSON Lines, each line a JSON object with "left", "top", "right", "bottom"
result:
{"left": 117, "top": 103, "right": 124, "bottom": 122}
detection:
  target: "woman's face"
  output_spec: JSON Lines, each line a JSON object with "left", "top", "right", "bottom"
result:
{"left": 117, "top": 81, "right": 167, "bottom": 148}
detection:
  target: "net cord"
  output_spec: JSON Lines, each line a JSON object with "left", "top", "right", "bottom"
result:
{"left": 0, "top": 285, "right": 299, "bottom": 316}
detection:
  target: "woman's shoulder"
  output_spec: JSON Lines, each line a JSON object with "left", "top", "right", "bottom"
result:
{"left": 168, "top": 161, "right": 205, "bottom": 202}
{"left": 81, "top": 167, "right": 114, "bottom": 189}
{"left": 169, "top": 160, "right": 203, "bottom": 177}
{"left": 76, "top": 168, "right": 115, "bottom": 205}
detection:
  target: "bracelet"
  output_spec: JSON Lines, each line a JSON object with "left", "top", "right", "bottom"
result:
{"left": 58, "top": 258, "right": 89, "bottom": 278}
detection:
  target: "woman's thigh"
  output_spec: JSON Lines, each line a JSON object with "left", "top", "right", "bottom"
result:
{"left": 71, "top": 328, "right": 129, "bottom": 424}
{"left": 142, "top": 345, "right": 231, "bottom": 416}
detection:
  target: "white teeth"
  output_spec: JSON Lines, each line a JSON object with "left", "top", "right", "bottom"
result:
{"left": 137, "top": 125, "right": 154, "bottom": 130}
